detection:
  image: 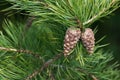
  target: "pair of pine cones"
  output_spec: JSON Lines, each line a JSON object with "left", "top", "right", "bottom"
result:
{"left": 63, "top": 27, "right": 95, "bottom": 56}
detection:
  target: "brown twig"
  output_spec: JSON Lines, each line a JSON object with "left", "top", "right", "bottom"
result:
{"left": 0, "top": 46, "right": 41, "bottom": 58}
{"left": 22, "top": 16, "right": 35, "bottom": 39}
{"left": 90, "top": 74, "right": 98, "bottom": 80}
{"left": 25, "top": 16, "right": 35, "bottom": 30}
{"left": 76, "top": 18, "right": 83, "bottom": 29}
{"left": 25, "top": 53, "right": 63, "bottom": 80}
{"left": 25, "top": 52, "right": 98, "bottom": 80}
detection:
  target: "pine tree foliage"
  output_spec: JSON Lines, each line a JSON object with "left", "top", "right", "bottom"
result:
{"left": 2, "top": 0, "right": 120, "bottom": 26}
{"left": 0, "top": 0, "right": 120, "bottom": 80}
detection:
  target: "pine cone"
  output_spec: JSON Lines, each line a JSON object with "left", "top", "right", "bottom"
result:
{"left": 81, "top": 28, "right": 95, "bottom": 54}
{"left": 63, "top": 28, "right": 81, "bottom": 56}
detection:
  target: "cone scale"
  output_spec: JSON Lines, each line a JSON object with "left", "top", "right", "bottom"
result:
{"left": 81, "top": 28, "right": 95, "bottom": 54}
{"left": 63, "top": 28, "right": 81, "bottom": 56}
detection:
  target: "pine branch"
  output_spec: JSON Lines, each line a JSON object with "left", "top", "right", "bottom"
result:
{"left": 25, "top": 53, "right": 63, "bottom": 80}
{"left": 4, "top": 0, "right": 120, "bottom": 27}
{"left": 0, "top": 46, "right": 41, "bottom": 58}
{"left": 83, "top": 0, "right": 119, "bottom": 26}
{"left": 25, "top": 51, "right": 99, "bottom": 80}
{"left": 83, "top": 10, "right": 104, "bottom": 26}
{"left": 0, "top": 1, "right": 120, "bottom": 80}
{"left": 52, "top": 64, "right": 99, "bottom": 80}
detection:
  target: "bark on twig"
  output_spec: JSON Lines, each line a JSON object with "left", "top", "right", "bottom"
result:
{"left": 25, "top": 16, "right": 35, "bottom": 30}
{"left": 0, "top": 46, "right": 41, "bottom": 58}
{"left": 91, "top": 75, "right": 98, "bottom": 80}
{"left": 25, "top": 53, "right": 63, "bottom": 80}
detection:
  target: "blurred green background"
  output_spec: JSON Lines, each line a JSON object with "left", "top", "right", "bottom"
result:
{"left": 93, "top": 7, "right": 120, "bottom": 65}
{"left": 0, "top": 1, "right": 120, "bottom": 66}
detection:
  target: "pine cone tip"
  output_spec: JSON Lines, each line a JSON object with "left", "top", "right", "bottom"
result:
{"left": 81, "top": 28, "right": 95, "bottom": 54}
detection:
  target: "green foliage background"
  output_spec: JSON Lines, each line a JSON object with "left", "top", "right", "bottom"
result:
{"left": 93, "top": 8, "right": 120, "bottom": 66}
{"left": 0, "top": 0, "right": 120, "bottom": 80}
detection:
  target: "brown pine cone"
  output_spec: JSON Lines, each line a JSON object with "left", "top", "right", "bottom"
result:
{"left": 81, "top": 28, "right": 95, "bottom": 54}
{"left": 63, "top": 28, "right": 81, "bottom": 56}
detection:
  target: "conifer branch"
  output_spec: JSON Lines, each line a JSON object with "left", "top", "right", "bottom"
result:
{"left": 25, "top": 51, "right": 99, "bottom": 80}
{"left": 76, "top": 69, "right": 99, "bottom": 80}
{"left": 52, "top": 64, "right": 98, "bottom": 80}
{"left": 83, "top": 0, "right": 119, "bottom": 26}
{"left": 83, "top": 8, "right": 106, "bottom": 26}
{"left": 0, "top": 0, "right": 120, "bottom": 80}
{"left": 0, "top": 46, "right": 41, "bottom": 58}
{"left": 25, "top": 53, "right": 63, "bottom": 80}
